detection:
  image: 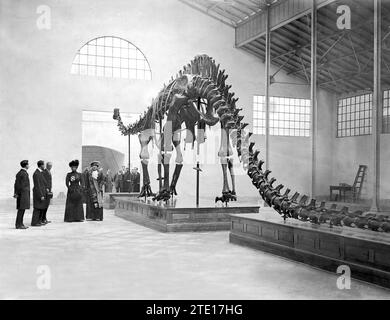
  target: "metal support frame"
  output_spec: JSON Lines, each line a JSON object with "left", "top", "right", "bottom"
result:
{"left": 287, "top": 46, "right": 372, "bottom": 77}
{"left": 299, "top": 55, "right": 310, "bottom": 83}
{"left": 272, "top": 31, "right": 345, "bottom": 62}
{"left": 229, "top": 0, "right": 390, "bottom": 94}
{"left": 347, "top": 33, "right": 361, "bottom": 72}
{"left": 271, "top": 17, "right": 374, "bottom": 63}
{"left": 318, "top": 32, "right": 345, "bottom": 63}
{"left": 271, "top": 51, "right": 294, "bottom": 80}
{"left": 196, "top": 97, "right": 201, "bottom": 207}
{"left": 371, "top": 0, "right": 382, "bottom": 212}
{"left": 128, "top": 134, "right": 131, "bottom": 171}
{"left": 265, "top": 4, "right": 271, "bottom": 170}
{"left": 310, "top": 0, "right": 317, "bottom": 199}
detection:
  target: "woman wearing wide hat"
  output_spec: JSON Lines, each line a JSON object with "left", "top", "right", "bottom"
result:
{"left": 64, "top": 160, "right": 84, "bottom": 222}
{"left": 84, "top": 161, "right": 104, "bottom": 221}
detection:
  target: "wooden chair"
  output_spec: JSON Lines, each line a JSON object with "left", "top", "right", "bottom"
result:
{"left": 329, "top": 165, "right": 367, "bottom": 202}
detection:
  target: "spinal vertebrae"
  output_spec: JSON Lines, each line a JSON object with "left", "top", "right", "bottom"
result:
{"left": 128, "top": 55, "right": 244, "bottom": 135}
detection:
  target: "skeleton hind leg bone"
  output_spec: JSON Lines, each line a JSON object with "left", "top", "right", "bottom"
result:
{"left": 216, "top": 127, "right": 237, "bottom": 204}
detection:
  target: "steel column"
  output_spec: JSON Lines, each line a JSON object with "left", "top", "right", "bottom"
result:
{"left": 265, "top": 4, "right": 270, "bottom": 170}
{"left": 128, "top": 134, "right": 131, "bottom": 171}
{"left": 310, "top": 0, "right": 317, "bottom": 198}
{"left": 371, "top": 0, "right": 382, "bottom": 212}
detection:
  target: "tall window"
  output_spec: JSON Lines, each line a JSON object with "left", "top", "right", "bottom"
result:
{"left": 253, "top": 95, "right": 311, "bottom": 137}
{"left": 383, "top": 89, "right": 390, "bottom": 133}
{"left": 337, "top": 93, "right": 372, "bottom": 137}
{"left": 71, "top": 36, "right": 152, "bottom": 80}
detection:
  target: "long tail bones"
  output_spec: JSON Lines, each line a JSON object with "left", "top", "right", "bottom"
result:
{"left": 247, "top": 142, "right": 390, "bottom": 232}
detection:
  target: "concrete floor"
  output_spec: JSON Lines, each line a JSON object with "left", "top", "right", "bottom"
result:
{"left": 0, "top": 201, "right": 390, "bottom": 300}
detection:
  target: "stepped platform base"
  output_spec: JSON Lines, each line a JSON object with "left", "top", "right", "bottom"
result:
{"left": 115, "top": 197, "right": 260, "bottom": 232}
{"left": 104, "top": 192, "right": 139, "bottom": 209}
{"left": 229, "top": 211, "right": 390, "bottom": 289}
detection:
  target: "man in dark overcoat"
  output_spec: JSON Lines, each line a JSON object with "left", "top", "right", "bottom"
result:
{"left": 133, "top": 167, "right": 140, "bottom": 193}
{"left": 123, "top": 168, "right": 131, "bottom": 193}
{"left": 104, "top": 169, "right": 113, "bottom": 193}
{"left": 129, "top": 168, "right": 135, "bottom": 193}
{"left": 114, "top": 170, "right": 120, "bottom": 192}
{"left": 118, "top": 170, "right": 124, "bottom": 192}
{"left": 31, "top": 160, "right": 47, "bottom": 226}
{"left": 41, "top": 161, "right": 52, "bottom": 224}
{"left": 13, "top": 160, "right": 30, "bottom": 229}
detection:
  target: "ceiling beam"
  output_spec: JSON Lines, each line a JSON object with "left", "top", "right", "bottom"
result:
{"left": 239, "top": 45, "right": 265, "bottom": 61}
{"left": 235, "top": 0, "right": 336, "bottom": 47}
{"left": 270, "top": 15, "right": 372, "bottom": 62}
{"left": 213, "top": 5, "right": 244, "bottom": 21}
{"left": 178, "top": 0, "right": 237, "bottom": 27}
{"left": 287, "top": 47, "right": 373, "bottom": 76}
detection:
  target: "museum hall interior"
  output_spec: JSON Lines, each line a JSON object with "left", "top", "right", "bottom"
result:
{"left": 1, "top": 0, "right": 390, "bottom": 300}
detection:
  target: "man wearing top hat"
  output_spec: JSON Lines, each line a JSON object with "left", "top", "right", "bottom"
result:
{"left": 13, "top": 160, "right": 31, "bottom": 229}
{"left": 41, "top": 161, "right": 53, "bottom": 224}
{"left": 31, "top": 160, "right": 48, "bottom": 226}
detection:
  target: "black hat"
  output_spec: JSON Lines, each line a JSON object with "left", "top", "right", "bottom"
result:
{"left": 69, "top": 159, "right": 79, "bottom": 168}
{"left": 90, "top": 161, "right": 100, "bottom": 167}
{"left": 20, "top": 160, "right": 29, "bottom": 168}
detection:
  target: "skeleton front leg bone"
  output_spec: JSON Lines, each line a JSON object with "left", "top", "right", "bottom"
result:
{"left": 138, "top": 131, "right": 154, "bottom": 198}
{"left": 169, "top": 129, "right": 183, "bottom": 196}
{"left": 227, "top": 158, "right": 236, "bottom": 196}
{"left": 155, "top": 93, "right": 188, "bottom": 200}
{"left": 153, "top": 122, "right": 174, "bottom": 202}
{"left": 216, "top": 126, "right": 237, "bottom": 204}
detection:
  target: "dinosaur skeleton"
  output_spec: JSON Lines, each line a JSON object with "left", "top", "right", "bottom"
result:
{"left": 113, "top": 54, "right": 250, "bottom": 203}
{"left": 114, "top": 54, "right": 389, "bottom": 232}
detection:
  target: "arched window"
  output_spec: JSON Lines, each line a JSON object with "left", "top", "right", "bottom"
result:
{"left": 71, "top": 36, "right": 152, "bottom": 80}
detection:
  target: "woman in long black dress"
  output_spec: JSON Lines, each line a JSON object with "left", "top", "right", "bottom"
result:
{"left": 64, "top": 160, "right": 84, "bottom": 222}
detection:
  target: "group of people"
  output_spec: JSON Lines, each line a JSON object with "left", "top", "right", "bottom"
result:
{"left": 14, "top": 160, "right": 53, "bottom": 229}
{"left": 112, "top": 167, "right": 140, "bottom": 193}
{"left": 13, "top": 159, "right": 107, "bottom": 229}
{"left": 64, "top": 160, "right": 104, "bottom": 223}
